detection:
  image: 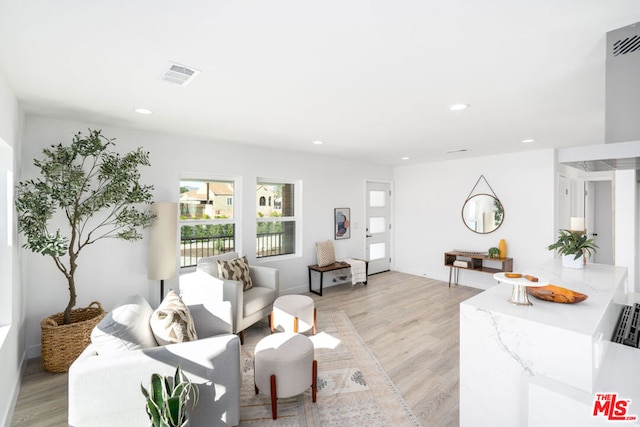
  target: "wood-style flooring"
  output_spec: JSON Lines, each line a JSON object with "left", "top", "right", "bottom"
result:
{"left": 10, "top": 271, "right": 481, "bottom": 427}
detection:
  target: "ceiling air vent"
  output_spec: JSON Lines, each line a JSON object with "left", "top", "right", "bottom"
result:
{"left": 613, "top": 34, "right": 640, "bottom": 57}
{"left": 162, "top": 63, "right": 200, "bottom": 86}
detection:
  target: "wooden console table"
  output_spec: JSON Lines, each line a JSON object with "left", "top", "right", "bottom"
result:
{"left": 444, "top": 251, "right": 513, "bottom": 287}
{"left": 308, "top": 260, "right": 368, "bottom": 296}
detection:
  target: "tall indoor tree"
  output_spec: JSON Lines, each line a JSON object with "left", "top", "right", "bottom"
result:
{"left": 16, "top": 129, "right": 155, "bottom": 324}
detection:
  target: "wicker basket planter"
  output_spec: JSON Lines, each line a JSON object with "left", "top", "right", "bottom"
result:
{"left": 40, "top": 301, "right": 105, "bottom": 373}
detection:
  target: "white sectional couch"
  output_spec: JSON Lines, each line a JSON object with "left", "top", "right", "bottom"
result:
{"left": 68, "top": 283, "right": 241, "bottom": 427}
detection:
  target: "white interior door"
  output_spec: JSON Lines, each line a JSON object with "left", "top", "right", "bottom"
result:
{"left": 585, "top": 180, "right": 614, "bottom": 264}
{"left": 366, "top": 181, "right": 391, "bottom": 274}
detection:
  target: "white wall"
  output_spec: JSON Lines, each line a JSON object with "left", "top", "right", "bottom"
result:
{"left": 393, "top": 149, "right": 556, "bottom": 289}
{"left": 614, "top": 169, "right": 637, "bottom": 292}
{"left": 21, "top": 114, "right": 393, "bottom": 357}
{"left": 0, "top": 67, "right": 24, "bottom": 426}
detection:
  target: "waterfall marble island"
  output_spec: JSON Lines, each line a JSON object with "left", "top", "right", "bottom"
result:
{"left": 460, "top": 260, "right": 640, "bottom": 426}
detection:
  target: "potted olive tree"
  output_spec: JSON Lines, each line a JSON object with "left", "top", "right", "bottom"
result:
{"left": 547, "top": 229, "right": 598, "bottom": 269}
{"left": 16, "top": 129, "right": 154, "bottom": 372}
{"left": 141, "top": 366, "right": 200, "bottom": 427}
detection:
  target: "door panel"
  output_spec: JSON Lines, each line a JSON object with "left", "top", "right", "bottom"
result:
{"left": 366, "top": 182, "right": 391, "bottom": 274}
{"left": 586, "top": 180, "right": 614, "bottom": 264}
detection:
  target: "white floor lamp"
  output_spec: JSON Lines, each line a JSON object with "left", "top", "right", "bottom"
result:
{"left": 148, "top": 202, "right": 178, "bottom": 303}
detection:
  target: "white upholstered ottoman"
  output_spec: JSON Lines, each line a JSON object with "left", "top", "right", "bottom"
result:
{"left": 270, "top": 294, "right": 316, "bottom": 334}
{"left": 254, "top": 332, "right": 317, "bottom": 419}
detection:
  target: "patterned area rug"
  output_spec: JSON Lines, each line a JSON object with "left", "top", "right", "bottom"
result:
{"left": 239, "top": 310, "right": 423, "bottom": 426}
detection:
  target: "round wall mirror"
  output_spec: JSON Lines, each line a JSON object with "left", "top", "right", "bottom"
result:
{"left": 461, "top": 194, "right": 504, "bottom": 234}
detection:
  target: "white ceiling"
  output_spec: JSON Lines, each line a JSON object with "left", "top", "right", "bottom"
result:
{"left": 1, "top": 1, "right": 640, "bottom": 166}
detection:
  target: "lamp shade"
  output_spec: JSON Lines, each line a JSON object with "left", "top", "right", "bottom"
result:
{"left": 148, "top": 202, "right": 178, "bottom": 280}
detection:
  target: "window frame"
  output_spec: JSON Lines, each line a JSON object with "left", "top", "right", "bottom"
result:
{"left": 256, "top": 177, "right": 301, "bottom": 260}
{"left": 179, "top": 175, "right": 240, "bottom": 268}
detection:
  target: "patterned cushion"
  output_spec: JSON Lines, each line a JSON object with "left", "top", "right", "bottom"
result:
{"left": 149, "top": 290, "right": 198, "bottom": 346}
{"left": 316, "top": 240, "right": 336, "bottom": 267}
{"left": 217, "top": 255, "right": 254, "bottom": 291}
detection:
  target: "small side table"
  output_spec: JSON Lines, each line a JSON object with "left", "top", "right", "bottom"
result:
{"left": 307, "top": 260, "right": 368, "bottom": 296}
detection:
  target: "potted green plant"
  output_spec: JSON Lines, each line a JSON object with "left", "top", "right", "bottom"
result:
{"left": 141, "top": 366, "right": 200, "bottom": 427}
{"left": 15, "top": 129, "right": 154, "bottom": 372}
{"left": 488, "top": 247, "right": 500, "bottom": 259}
{"left": 547, "top": 229, "right": 598, "bottom": 269}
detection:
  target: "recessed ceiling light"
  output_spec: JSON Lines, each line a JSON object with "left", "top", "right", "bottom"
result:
{"left": 449, "top": 103, "right": 469, "bottom": 111}
{"left": 312, "top": 140, "right": 324, "bottom": 145}
{"left": 521, "top": 139, "right": 535, "bottom": 143}
{"left": 401, "top": 156, "right": 410, "bottom": 160}
{"left": 134, "top": 108, "right": 153, "bottom": 115}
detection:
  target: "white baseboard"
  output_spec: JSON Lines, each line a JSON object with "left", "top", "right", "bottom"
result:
{"left": 2, "top": 347, "right": 27, "bottom": 427}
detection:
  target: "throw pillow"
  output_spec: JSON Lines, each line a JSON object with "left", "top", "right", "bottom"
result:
{"left": 91, "top": 294, "right": 158, "bottom": 355}
{"left": 150, "top": 290, "right": 198, "bottom": 346}
{"left": 316, "top": 240, "right": 336, "bottom": 267}
{"left": 217, "top": 255, "right": 254, "bottom": 291}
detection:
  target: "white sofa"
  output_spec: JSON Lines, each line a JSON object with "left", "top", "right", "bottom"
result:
{"left": 68, "top": 283, "right": 241, "bottom": 427}
{"left": 197, "top": 252, "right": 279, "bottom": 342}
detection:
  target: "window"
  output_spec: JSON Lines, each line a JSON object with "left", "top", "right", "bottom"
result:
{"left": 256, "top": 180, "right": 299, "bottom": 258}
{"left": 179, "top": 178, "right": 236, "bottom": 267}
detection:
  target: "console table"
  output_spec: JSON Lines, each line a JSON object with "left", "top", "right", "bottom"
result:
{"left": 444, "top": 251, "right": 513, "bottom": 287}
{"left": 307, "top": 260, "right": 368, "bottom": 296}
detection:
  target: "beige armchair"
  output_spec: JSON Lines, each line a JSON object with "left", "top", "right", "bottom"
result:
{"left": 197, "top": 252, "right": 279, "bottom": 342}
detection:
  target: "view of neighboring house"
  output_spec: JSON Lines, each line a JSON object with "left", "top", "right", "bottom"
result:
{"left": 256, "top": 184, "right": 281, "bottom": 217}
{"left": 180, "top": 181, "right": 234, "bottom": 219}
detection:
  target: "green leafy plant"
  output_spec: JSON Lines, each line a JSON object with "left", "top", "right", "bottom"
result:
{"left": 141, "top": 366, "right": 200, "bottom": 427}
{"left": 488, "top": 247, "right": 500, "bottom": 258}
{"left": 15, "top": 129, "right": 154, "bottom": 324}
{"left": 547, "top": 229, "right": 598, "bottom": 260}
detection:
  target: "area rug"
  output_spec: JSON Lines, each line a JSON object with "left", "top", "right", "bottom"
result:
{"left": 239, "top": 310, "right": 423, "bottom": 426}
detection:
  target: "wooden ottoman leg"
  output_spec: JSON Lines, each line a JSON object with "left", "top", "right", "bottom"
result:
{"left": 270, "top": 311, "right": 274, "bottom": 334}
{"left": 294, "top": 316, "right": 299, "bottom": 333}
{"left": 313, "top": 308, "right": 317, "bottom": 335}
{"left": 312, "top": 360, "right": 317, "bottom": 402}
{"left": 270, "top": 374, "right": 278, "bottom": 419}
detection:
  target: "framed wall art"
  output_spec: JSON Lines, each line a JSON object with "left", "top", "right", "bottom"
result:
{"left": 334, "top": 208, "right": 350, "bottom": 240}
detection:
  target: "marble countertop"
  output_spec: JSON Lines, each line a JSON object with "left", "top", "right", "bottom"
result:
{"left": 462, "top": 259, "right": 629, "bottom": 336}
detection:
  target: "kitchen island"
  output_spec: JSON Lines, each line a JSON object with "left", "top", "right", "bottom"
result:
{"left": 460, "top": 260, "right": 639, "bottom": 426}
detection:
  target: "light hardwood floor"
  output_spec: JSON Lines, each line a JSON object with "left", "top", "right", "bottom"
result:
{"left": 10, "top": 271, "right": 481, "bottom": 427}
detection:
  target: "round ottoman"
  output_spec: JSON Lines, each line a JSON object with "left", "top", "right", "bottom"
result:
{"left": 254, "top": 332, "right": 317, "bottom": 419}
{"left": 271, "top": 295, "right": 316, "bottom": 334}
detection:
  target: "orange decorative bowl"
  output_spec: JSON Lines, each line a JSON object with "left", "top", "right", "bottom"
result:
{"left": 526, "top": 285, "right": 588, "bottom": 304}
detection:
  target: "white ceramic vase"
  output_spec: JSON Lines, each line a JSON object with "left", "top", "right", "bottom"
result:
{"left": 562, "top": 253, "right": 584, "bottom": 269}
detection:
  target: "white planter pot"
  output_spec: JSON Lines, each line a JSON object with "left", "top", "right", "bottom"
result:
{"left": 562, "top": 253, "right": 584, "bottom": 269}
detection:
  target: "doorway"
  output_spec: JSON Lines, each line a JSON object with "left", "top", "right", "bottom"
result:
{"left": 365, "top": 181, "right": 391, "bottom": 274}
{"left": 585, "top": 180, "right": 614, "bottom": 264}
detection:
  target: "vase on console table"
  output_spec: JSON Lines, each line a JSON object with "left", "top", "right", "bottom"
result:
{"left": 498, "top": 239, "right": 507, "bottom": 258}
